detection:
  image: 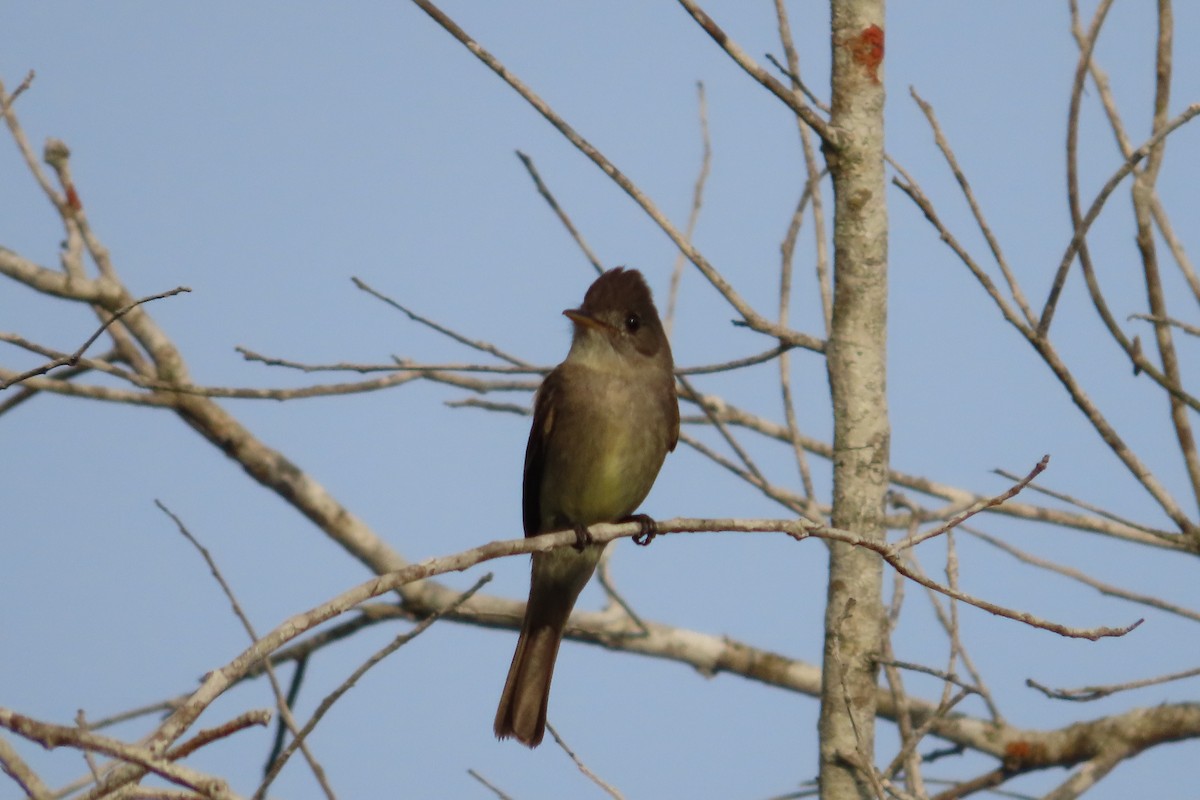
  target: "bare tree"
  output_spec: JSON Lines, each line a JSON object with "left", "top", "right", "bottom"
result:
{"left": 2, "top": 2, "right": 1198, "bottom": 799}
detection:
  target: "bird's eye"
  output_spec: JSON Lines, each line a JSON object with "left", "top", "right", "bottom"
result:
{"left": 624, "top": 313, "right": 641, "bottom": 333}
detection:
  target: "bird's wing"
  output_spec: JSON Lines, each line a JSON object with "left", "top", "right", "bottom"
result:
{"left": 522, "top": 367, "right": 563, "bottom": 537}
{"left": 667, "top": 379, "right": 680, "bottom": 453}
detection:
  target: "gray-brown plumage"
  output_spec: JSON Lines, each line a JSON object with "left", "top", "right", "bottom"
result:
{"left": 494, "top": 268, "right": 679, "bottom": 747}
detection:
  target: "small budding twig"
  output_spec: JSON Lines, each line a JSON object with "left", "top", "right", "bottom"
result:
{"left": 894, "top": 455, "right": 1049, "bottom": 552}
{"left": 0, "top": 286, "right": 190, "bottom": 390}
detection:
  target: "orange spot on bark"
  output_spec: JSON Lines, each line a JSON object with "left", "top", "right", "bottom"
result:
{"left": 1005, "top": 741, "right": 1032, "bottom": 759}
{"left": 65, "top": 183, "right": 82, "bottom": 211}
{"left": 1003, "top": 740, "right": 1048, "bottom": 768}
{"left": 850, "top": 24, "right": 885, "bottom": 84}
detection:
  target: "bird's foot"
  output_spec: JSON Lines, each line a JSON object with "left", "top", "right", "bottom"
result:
{"left": 571, "top": 523, "right": 593, "bottom": 552}
{"left": 628, "top": 514, "right": 658, "bottom": 546}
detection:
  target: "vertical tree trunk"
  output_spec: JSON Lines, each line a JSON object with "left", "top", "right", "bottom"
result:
{"left": 819, "top": 2, "right": 889, "bottom": 798}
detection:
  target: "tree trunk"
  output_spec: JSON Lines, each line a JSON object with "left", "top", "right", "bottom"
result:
{"left": 819, "top": 2, "right": 889, "bottom": 798}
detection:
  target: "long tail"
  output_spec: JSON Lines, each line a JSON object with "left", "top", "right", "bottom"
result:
{"left": 493, "top": 584, "right": 572, "bottom": 746}
{"left": 494, "top": 547, "right": 601, "bottom": 746}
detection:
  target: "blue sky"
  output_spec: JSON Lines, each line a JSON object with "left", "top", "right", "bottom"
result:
{"left": 2, "top": 2, "right": 1198, "bottom": 798}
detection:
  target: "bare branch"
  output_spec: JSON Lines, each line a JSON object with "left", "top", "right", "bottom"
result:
{"left": 689, "top": 390, "right": 1186, "bottom": 550}
{"left": 1040, "top": 747, "right": 1127, "bottom": 800}
{"left": 764, "top": 52, "right": 830, "bottom": 115}
{"left": 254, "top": 575, "right": 492, "bottom": 799}
{"left": 0, "top": 287, "right": 190, "bottom": 390}
{"left": 167, "top": 711, "right": 273, "bottom": 761}
{"left": 407, "top": 0, "right": 825, "bottom": 354}
{"left": 351, "top": 276, "right": 531, "bottom": 366}
{"left": 0, "top": 74, "right": 69, "bottom": 214}
{"left": 908, "top": 88, "right": 1035, "bottom": 327}
{"left": 965, "top": 526, "right": 1200, "bottom": 625}
{"left": 546, "top": 723, "right": 625, "bottom": 800}
{"left": 1129, "top": 312, "right": 1200, "bottom": 338}
{"left": 467, "top": 769, "right": 514, "bottom": 800}
{"left": 895, "top": 456, "right": 1047, "bottom": 552}
{"left": 664, "top": 81, "right": 712, "bottom": 337}
{"left": 515, "top": 150, "right": 605, "bottom": 275}
{"left": 1028, "top": 664, "right": 1200, "bottom": 702}
{"left": 1044, "top": 107, "right": 1200, "bottom": 347}
{"left": 1039, "top": 0, "right": 1115, "bottom": 335}
{"left": 898, "top": 96, "right": 1200, "bottom": 533}
{"left": 992, "top": 466, "right": 1172, "bottom": 540}
{"left": 674, "top": 0, "right": 836, "bottom": 147}
{"left": 898, "top": 546, "right": 1005, "bottom": 724}
{"left": 0, "top": 733, "right": 52, "bottom": 800}
{"left": 157, "top": 501, "right": 336, "bottom": 800}
{"left": 680, "top": 345, "right": 795, "bottom": 375}
{"left": 0, "top": 710, "right": 241, "bottom": 800}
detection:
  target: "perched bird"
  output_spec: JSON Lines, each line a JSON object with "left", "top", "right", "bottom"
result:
{"left": 494, "top": 268, "right": 679, "bottom": 747}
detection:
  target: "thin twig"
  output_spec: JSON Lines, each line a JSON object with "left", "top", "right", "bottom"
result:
{"left": 890, "top": 158, "right": 1024, "bottom": 331}
{"left": 665, "top": 81, "right": 712, "bottom": 337}
{"left": 264, "top": 656, "right": 308, "bottom": 773}
{"left": 446, "top": 398, "right": 529, "bottom": 415}
{"left": 1040, "top": 747, "right": 1129, "bottom": 800}
{"left": 546, "top": 723, "right": 626, "bottom": 800}
{"left": 677, "top": 431, "right": 816, "bottom": 519}
{"left": 0, "top": 733, "right": 52, "bottom": 800}
{"left": 254, "top": 575, "right": 492, "bottom": 799}
{"left": 17, "top": 366, "right": 428, "bottom": 401}
{"left": 1054, "top": 111, "right": 1200, "bottom": 402}
{"left": 764, "top": 52, "right": 830, "bottom": 114}
{"left": 237, "top": 343, "right": 790, "bottom": 378}
{"left": 690, "top": 388, "right": 1186, "bottom": 549}
{"left": 876, "top": 660, "right": 980, "bottom": 696}
{"left": 771, "top": 3, "right": 823, "bottom": 502}
{"left": 680, "top": 345, "right": 795, "bottom": 375}
{"left": 1130, "top": 0, "right": 1200, "bottom": 512}
{"left": 882, "top": 687, "right": 972, "bottom": 791}
{"left": 594, "top": 556, "right": 650, "bottom": 636}
{"left": 0, "top": 350, "right": 117, "bottom": 417}
{"left": 408, "top": 0, "right": 825, "bottom": 354}
{"left": 155, "top": 501, "right": 336, "bottom": 800}
{"left": 73, "top": 711, "right": 101, "bottom": 784}
{"left": 878, "top": 636, "right": 924, "bottom": 795}
{"left": 677, "top": 374, "right": 769, "bottom": 489}
{"left": 0, "top": 710, "right": 240, "bottom": 800}
{"left": 674, "top": 0, "right": 835, "bottom": 146}
{"left": 0, "top": 70, "right": 36, "bottom": 107}
{"left": 900, "top": 548, "right": 1005, "bottom": 724}
{"left": 167, "top": 711, "right": 273, "bottom": 761}
{"left": 1072, "top": 0, "right": 1200, "bottom": 304}
{"left": 894, "top": 457, "right": 1048, "bottom": 552}
{"left": 964, "top": 525, "right": 1200, "bottom": 624}
{"left": 466, "top": 769, "right": 514, "bottom": 800}
{"left": 0, "top": 287, "right": 190, "bottom": 390}
{"left": 1027, "top": 664, "right": 1200, "bottom": 702}
{"left": 928, "top": 768, "right": 1011, "bottom": 800}
{"left": 908, "top": 88, "right": 1035, "bottom": 327}
{"left": 515, "top": 150, "right": 605, "bottom": 275}
{"left": 1039, "top": 0, "right": 1115, "bottom": 335}
{"left": 351, "top": 276, "right": 531, "bottom": 366}
{"left": 897, "top": 108, "right": 1200, "bottom": 533}
{"left": 1128, "top": 313, "right": 1200, "bottom": 338}
{"left": 774, "top": 0, "right": 832, "bottom": 331}
{"left": 1150, "top": 196, "right": 1200, "bottom": 306}
{"left": 0, "top": 73, "right": 67, "bottom": 212}
{"left": 777, "top": 179, "right": 819, "bottom": 502}
{"left": 992, "top": 467, "right": 1168, "bottom": 539}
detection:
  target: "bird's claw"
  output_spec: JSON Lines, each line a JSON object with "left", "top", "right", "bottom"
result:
{"left": 572, "top": 524, "right": 593, "bottom": 552}
{"left": 629, "top": 514, "right": 658, "bottom": 546}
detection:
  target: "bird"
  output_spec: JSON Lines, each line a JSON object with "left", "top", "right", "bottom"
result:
{"left": 494, "top": 267, "right": 679, "bottom": 747}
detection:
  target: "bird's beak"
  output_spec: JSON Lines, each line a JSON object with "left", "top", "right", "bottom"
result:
{"left": 563, "top": 308, "right": 612, "bottom": 333}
